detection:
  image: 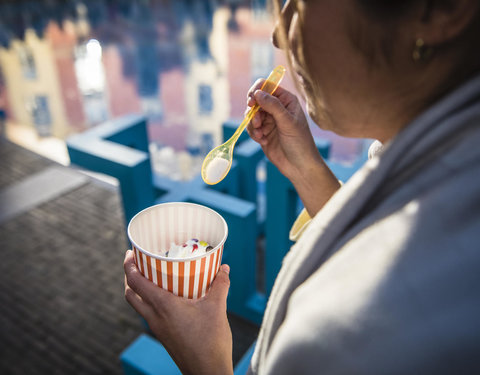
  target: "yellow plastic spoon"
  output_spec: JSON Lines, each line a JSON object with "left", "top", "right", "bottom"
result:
{"left": 201, "top": 65, "right": 286, "bottom": 185}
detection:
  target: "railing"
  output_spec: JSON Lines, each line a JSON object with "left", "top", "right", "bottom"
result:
{"left": 67, "top": 114, "right": 369, "bottom": 374}
{"left": 67, "top": 114, "right": 369, "bottom": 324}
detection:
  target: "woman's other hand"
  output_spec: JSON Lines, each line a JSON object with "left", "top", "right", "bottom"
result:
{"left": 246, "top": 81, "right": 340, "bottom": 216}
{"left": 246, "top": 80, "right": 320, "bottom": 181}
{"left": 124, "top": 250, "right": 234, "bottom": 375}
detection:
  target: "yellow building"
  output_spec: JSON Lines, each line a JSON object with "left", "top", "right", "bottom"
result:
{"left": 0, "top": 28, "right": 69, "bottom": 138}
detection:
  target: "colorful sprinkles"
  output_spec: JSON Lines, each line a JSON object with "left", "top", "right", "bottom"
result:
{"left": 166, "top": 238, "right": 214, "bottom": 258}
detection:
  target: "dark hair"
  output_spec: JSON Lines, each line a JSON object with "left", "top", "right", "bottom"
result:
{"left": 346, "top": 0, "right": 425, "bottom": 67}
{"left": 358, "top": 0, "right": 418, "bottom": 16}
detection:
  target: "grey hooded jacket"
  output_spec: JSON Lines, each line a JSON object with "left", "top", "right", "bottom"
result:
{"left": 248, "top": 75, "right": 480, "bottom": 374}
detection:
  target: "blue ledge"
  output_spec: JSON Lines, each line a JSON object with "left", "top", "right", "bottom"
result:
{"left": 234, "top": 341, "right": 256, "bottom": 375}
{"left": 120, "top": 334, "right": 256, "bottom": 375}
{"left": 68, "top": 114, "right": 369, "bottom": 328}
{"left": 120, "top": 334, "right": 181, "bottom": 375}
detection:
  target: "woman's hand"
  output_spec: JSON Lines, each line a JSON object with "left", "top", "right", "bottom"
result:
{"left": 124, "top": 250, "right": 233, "bottom": 375}
{"left": 246, "top": 80, "right": 320, "bottom": 182}
{"left": 246, "top": 81, "right": 341, "bottom": 217}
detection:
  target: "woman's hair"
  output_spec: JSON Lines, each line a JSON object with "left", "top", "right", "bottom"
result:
{"left": 271, "top": 0, "right": 309, "bottom": 104}
{"left": 356, "top": 0, "right": 418, "bottom": 17}
{"left": 271, "top": 0, "right": 418, "bottom": 75}
{"left": 271, "top": 0, "right": 480, "bottom": 105}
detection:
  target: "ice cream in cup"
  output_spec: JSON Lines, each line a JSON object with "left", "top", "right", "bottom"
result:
{"left": 127, "top": 202, "right": 228, "bottom": 299}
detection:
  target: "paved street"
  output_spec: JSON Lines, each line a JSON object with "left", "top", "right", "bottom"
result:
{"left": 0, "top": 139, "right": 258, "bottom": 374}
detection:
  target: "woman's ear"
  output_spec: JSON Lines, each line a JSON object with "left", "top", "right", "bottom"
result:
{"left": 416, "top": 0, "right": 480, "bottom": 46}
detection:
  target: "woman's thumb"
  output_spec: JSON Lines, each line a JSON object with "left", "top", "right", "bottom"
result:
{"left": 254, "top": 90, "right": 290, "bottom": 124}
{"left": 207, "top": 264, "right": 231, "bottom": 303}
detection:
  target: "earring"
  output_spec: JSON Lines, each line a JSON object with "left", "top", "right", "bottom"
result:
{"left": 412, "top": 38, "right": 433, "bottom": 62}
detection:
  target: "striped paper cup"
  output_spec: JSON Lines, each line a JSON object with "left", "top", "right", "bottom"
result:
{"left": 127, "top": 202, "right": 228, "bottom": 299}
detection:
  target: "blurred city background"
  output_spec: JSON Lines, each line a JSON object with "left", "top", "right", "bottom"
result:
{"left": 0, "top": 0, "right": 363, "bottom": 179}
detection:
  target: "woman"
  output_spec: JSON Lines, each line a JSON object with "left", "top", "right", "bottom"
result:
{"left": 124, "top": 0, "right": 480, "bottom": 373}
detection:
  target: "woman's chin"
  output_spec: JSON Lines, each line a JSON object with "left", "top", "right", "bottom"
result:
{"left": 306, "top": 102, "right": 330, "bottom": 131}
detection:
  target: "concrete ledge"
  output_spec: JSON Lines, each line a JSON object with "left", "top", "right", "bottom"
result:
{"left": 0, "top": 166, "right": 88, "bottom": 224}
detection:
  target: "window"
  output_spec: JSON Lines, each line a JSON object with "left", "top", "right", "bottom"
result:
{"left": 17, "top": 46, "right": 36, "bottom": 79}
{"left": 198, "top": 84, "right": 213, "bottom": 115}
{"left": 74, "top": 39, "right": 109, "bottom": 126}
{"left": 141, "top": 95, "right": 163, "bottom": 122}
{"left": 251, "top": 41, "right": 273, "bottom": 83}
{"left": 74, "top": 39, "right": 106, "bottom": 94}
{"left": 83, "top": 91, "right": 108, "bottom": 126}
{"left": 27, "top": 95, "right": 52, "bottom": 136}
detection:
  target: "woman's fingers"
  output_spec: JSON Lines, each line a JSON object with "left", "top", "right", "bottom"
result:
{"left": 124, "top": 275, "right": 156, "bottom": 318}
{"left": 248, "top": 77, "right": 295, "bottom": 110}
{"left": 259, "top": 116, "right": 275, "bottom": 137}
{"left": 246, "top": 109, "right": 277, "bottom": 146}
{"left": 251, "top": 111, "right": 261, "bottom": 128}
{"left": 124, "top": 250, "right": 171, "bottom": 310}
{"left": 247, "top": 112, "right": 263, "bottom": 139}
{"left": 247, "top": 78, "right": 265, "bottom": 104}
{"left": 247, "top": 127, "right": 265, "bottom": 144}
{"left": 246, "top": 82, "right": 299, "bottom": 145}
{"left": 205, "top": 264, "right": 231, "bottom": 308}
{"left": 254, "top": 90, "right": 290, "bottom": 125}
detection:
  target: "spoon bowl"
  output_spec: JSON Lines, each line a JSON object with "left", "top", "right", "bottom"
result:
{"left": 201, "top": 65, "right": 286, "bottom": 185}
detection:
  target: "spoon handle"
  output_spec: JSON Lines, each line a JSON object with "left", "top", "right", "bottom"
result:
{"left": 231, "top": 104, "right": 260, "bottom": 143}
{"left": 230, "top": 65, "right": 286, "bottom": 143}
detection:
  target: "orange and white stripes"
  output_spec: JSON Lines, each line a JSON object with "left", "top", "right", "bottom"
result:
{"left": 128, "top": 202, "right": 228, "bottom": 299}
{"left": 133, "top": 245, "right": 224, "bottom": 299}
